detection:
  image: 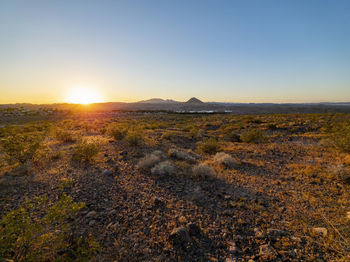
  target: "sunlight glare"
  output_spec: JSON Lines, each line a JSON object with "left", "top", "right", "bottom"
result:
{"left": 66, "top": 86, "right": 104, "bottom": 104}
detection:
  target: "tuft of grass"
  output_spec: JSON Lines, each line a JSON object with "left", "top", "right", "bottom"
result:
{"left": 192, "top": 163, "right": 216, "bottom": 180}
{"left": 168, "top": 148, "right": 193, "bottom": 161}
{"left": 151, "top": 161, "right": 174, "bottom": 176}
{"left": 72, "top": 141, "right": 100, "bottom": 163}
{"left": 137, "top": 151, "right": 163, "bottom": 170}
{"left": 213, "top": 152, "right": 238, "bottom": 168}
{"left": 240, "top": 129, "right": 265, "bottom": 143}
{"left": 198, "top": 138, "right": 220, "bottom": 155}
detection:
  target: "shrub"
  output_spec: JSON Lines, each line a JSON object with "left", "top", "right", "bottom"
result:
{"left": 213, "top": 152, "right": 238, "bottom": 168}
{"left": 151, "top": 161, "right": 174, "bottom": 176}
{"left": 72, "top": 141, "right": 100, "bottom": 163}
{"left": 0, "top": 194, "right": 99, "bottom": 261}
{"left": 198, "top": 138, "right": 220, "bottom": 154}
{"left": 267, "top": 123, "right": 278, "bottom": 130}
{"left": 326, "top": 118, "right": 350, "bottom": 152}
{"left": 168, "top": 148, "right": 193, "bottom": 161}
{"left": 192, "top": 163, "right": 216, "bottom": 180}
{"left": 137, "top": 151, "right": 163, "bottom": 170}
{"left": 241, "top": 129, "right": 265, "bottom": 143}
{"left": 106, "top": 123, "right": 126, "bottom": 140}
{"left": 53, "top": 128, "right": 76, "bottom": 143}
{"left": 0, "top": 133, "right": 43, "bottom": 165}
{"left": 126, "top": 129, "right": 144, "bottom": 146}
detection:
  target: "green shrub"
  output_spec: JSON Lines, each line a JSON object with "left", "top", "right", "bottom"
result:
{"left": 72, "top": 141, "right": 100, "bottom": 163}
{"left": 126, "top": 129, "right": 144, "bottom": 146}
{"left": 106, "top": 123, "right": 126, "bottom": 140}
{"left": 0, "top": 194, "right": 100, "bottom": 261}
{"left": 326, "top": 117, "right": 350, "bottom": 152}
{"left": 53, "top": 129, "right": 76, "bottom": 143}
{"left": 241, "top": 129, "right": 265, "bottom": 143}
{"left": 199, "top": 138, "right": 220, "bottom": 154}
{"left": 0, "top": 133, "right": 43, "bottom": 165}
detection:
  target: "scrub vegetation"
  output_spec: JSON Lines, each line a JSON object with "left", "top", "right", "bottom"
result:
{"left": 0, "top": 112, "right": 349, "bottom": 261}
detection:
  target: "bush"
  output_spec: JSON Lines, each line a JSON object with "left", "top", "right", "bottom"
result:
{"left": 106, "top": 123, "right": 126, "bottom": 141}
{"left": 53, "top": 128, "right": 76, "bottom": 143}
{"left": 151, "top": 161, "right": 174, "bottom": 176}
{"left": 126, "top": 129, "right": 144, "bottom": 146}
{"left": 198, "top": 138, "right": 220, "bottom": 154}
{"left": 0, "top": 133, "right": 43, "bottom": 165}
{"left": 0, "top": 194, "right": 99, "bottom": 261}
{"left": 192, "top": 163, "right": 216, "bottom": 180}
{"left": 137, "top": 151, "right": 163, "bottom": 170}
{"left": 72, "top": 141, "right": 100, "bottom": 163}
{"left": 213, "top": 152, "right": 238, "bottom": 168}
{"left": 168, "top": 148, "right": 193, "bottom": 161}
{"left": 326, "top": 118, "right": 350, "bottom": 152}
{"left": 241, "top": 129, "right": 265, "bottom": 143}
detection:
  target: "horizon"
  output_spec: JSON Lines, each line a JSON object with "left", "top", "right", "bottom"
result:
{"left": 1, "top": 0, "right": 350, "bottom": 104}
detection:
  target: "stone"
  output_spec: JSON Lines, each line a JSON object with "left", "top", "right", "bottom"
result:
{"left": 102, "top": 169, "right": 113, "bottom": 176}
{"left": 88, "top": 220, "right": 96, "bottom": 226}
{"left": 228, "top": 241, "right": 238, "bottom": 254}
{"left": 312, "top": 227, "right": 327, "bottom": 237}
{"left": 178, "top": 216, "right": 187, "bottom": 224}
{"left": 267, "top": 228, "right": 287, "bottom": 238}
{"left": 169, "top": 227, "right": 191, "bottom": 246}
{"left": 259, "top": 244, "right": 274, "bottom": 258}
{"left": 347, "top": 211, "right": 350, "bottom": 219}
{"left": 225, "top": 256, "right": 236, "bottom": 262}
{"left": 187, "top": 223, "right": 201, "bottom": 237}
{"left": 152, "top": 197, "right": 164, "bottom": 208}
{"left": 86, "top": 211, "right": 97, "bottom": 218}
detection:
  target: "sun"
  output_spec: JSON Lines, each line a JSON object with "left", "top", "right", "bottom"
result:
{"left": 66, "top": 86, "right": 104, "bottom": 104}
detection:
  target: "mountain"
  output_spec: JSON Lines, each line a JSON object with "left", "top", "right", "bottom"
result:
{"left": 138, "top": 98, "right": 179, "bottom": 104}
{"left": 185, "top": 97, "right": 204, "bottom": 104}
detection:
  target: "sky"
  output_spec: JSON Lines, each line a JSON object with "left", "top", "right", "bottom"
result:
{"left": 0, "top": 0, "right": 350, "bottom": 104}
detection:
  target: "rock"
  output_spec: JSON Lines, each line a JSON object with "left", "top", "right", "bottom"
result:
{"left": 225, "top": 256, "right": 236, "bottom": 262}
{"left": 228, "top": 241, "right": 238, "bottom": 254}
{"left": 86, "top": 211, "right": 97, "bottom": 218}
{"left": 254, "top": 229, "right": 265, "bottom": 239}
{"left": 89, "top": 220, "right": 96, "bottom": 226}
{"left": 291, "top": 236, "right": 302, "bottom": 242}
{"left": 152, "top": 197, "right": 164, "bottom": 208}
{"left": 259, "top": 244, "right": 274, "bottom": 258}
{"left": 102, "top": 169, "right": 113, "bottom": 176}
{"left": 187, "top": 223, "right": 201, "bottom": 237}
{"left": 169, "top": 227, "right": 191, "bottom": 246}
{"left": 312, "top": 227, "right": 327, "bottom": 237}
{"left": 267, "top": 228, "right": 287, "bottom": 238}
{"left": 347, "top": 211, "right": 350, "bottom": 219}
{"left": 222, "top": 209, "right": 234, "bottom": 216}
{"left": 178, "top": 216, "right": 187, "bottom": 224}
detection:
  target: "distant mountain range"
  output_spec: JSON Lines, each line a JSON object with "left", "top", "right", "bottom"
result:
{"left": 137, "top": 97, "right": 204, "bottom": 105}
{"left": 1, "top": 98, "right": 350, "bottom": 114}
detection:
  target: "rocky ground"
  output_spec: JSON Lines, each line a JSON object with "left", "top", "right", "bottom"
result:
{"left": 1, "top": 113, "right": 349, "bottom": 261}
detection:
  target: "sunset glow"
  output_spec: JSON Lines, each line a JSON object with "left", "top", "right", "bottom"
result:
{"left": 66, "top": 86, "right": 104, "bottom": 104}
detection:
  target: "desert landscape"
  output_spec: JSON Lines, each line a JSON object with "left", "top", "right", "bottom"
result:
{"left": 1, "top": 0, "right": 350, "bottom": 261}
{"left": 1, "top": 104, "right": 349, "bottom": 261}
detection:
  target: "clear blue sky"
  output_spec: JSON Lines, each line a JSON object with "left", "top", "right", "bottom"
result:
{"left": 0, "top": 0, "right": 349, "bottom": 103}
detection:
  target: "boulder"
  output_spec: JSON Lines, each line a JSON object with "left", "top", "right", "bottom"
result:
{"left": 169, "top": 227, "right": 191, "bottom": 246}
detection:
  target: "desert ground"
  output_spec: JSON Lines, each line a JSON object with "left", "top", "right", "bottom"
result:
{"left": 1, "top": 111, "right": 349, "bottom": 261}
